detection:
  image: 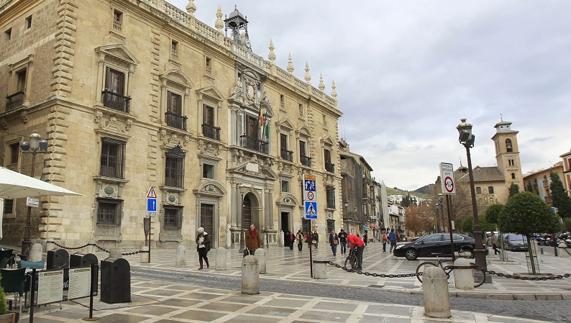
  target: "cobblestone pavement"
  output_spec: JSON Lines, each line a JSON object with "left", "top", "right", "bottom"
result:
{"left": 111, "top": 241, "right": 571, "bottom": 295}
{"left": 24, "top": 276, "right": 550, "bottom": 323}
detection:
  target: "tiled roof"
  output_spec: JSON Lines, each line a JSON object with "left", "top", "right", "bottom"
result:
{"left": 455, "top": 166, "right": 505, "bottom": 183}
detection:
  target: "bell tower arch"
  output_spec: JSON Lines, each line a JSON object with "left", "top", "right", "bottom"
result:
{"left": 492, "top": 120, "right": 524, "bottom": 191}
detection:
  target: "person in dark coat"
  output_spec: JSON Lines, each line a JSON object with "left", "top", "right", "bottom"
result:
{"left": 245, "top": 224, "right": 262, "bottom": 256}
{"left": 338, "top": 229, "right": 348, "bottom": 255}
{"left": 312, "top": 230, "right": 319, "bottom": 248}
{"left": 196, "top": 227, "right": 210, "bottom": 270}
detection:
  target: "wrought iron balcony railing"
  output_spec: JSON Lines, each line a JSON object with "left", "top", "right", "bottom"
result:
{"left": 102, "top": 90, "right": 131, "bottom": 113}
{"left": 300, "top": 156, "right": 311, "bottom": 167}
{"left": 240, "top": 135, "right": 268, "bottom": 154}
{"left": 325, "top": 162, "right": 335, "bottom": 173}
{"left": 165, "top": 112, "right": 187, "bottom": 130}
{"left": 5, "top": 91, "right": 24, "bottom": 111}
{"left": 280, "top": 149, "right": 293, "bottom": 162}
{"left": 202, "top": 123, "right": 221, "bottom": 140}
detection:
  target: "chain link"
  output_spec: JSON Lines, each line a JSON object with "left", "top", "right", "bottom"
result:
{"left": 47, "top": 241, "right": 147, "bottom": 256}
{"left": 485, "top": 270, "right": 571, "bottom": 281}
{"left": 327, "top": 261, "right": 420, "bottom": 278}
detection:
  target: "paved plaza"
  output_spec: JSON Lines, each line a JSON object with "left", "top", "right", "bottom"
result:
{"left": 24, "top": 275, "right": 548, "bottom": 323}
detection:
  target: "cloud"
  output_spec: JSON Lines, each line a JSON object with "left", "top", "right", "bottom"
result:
{"left": 172, "top": 0, "right": 571, "bottom": 189}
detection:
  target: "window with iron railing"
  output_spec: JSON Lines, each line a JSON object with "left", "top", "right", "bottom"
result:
{"left": 202, "top": 105, "right": 219, "bottom": 140}
{"left": 324, "top": 148, "right": 334, "bottom": 173}
{"left": 240, "top": 135, "right": 268, "bottom": 154}
{"left": 300, "top": 156, "right": 311, "bottom": 167}
{"left": 165, "top": 91, "right": 186, "bottom": 130}
{"left": 164, "top": 206, "right": 182, "bottom": 229}
{"left": 299, "top": 140, "right": 310, "bottom": 166}
{"left": 202, "top": 124, "right": 220, "bottom": 140}
{"left": 102, "top": 67, "right": 130, "bottom": 112}
{"left": 165, "top": 152, "right": 184, "bottom": 188}
{"left": 97, "top": 198, "right": 122, "bottom": 225}
{"left": 281, "top": 149, "right": 293, "bottom": 162}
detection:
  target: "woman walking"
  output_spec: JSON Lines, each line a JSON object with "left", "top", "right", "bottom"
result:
{"left": 296, "top": 230, "right": 304, "bottom": 252}
{"left": 329, "top": 230, "right": 339, "bottom": 256}
{"left": 245, "top": 224, "right": 262, "bottom": 256}
{"left": 196, "top": 227, "right": 210, "bottom": 270}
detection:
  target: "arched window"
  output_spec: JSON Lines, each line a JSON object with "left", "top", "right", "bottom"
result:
{"left": 505, "top": 139, "right": 513, "bottom": 152}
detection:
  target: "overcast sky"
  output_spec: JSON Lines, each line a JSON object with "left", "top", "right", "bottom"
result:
{"left": 172, "top": 0, "right": 571, "bottom": 190}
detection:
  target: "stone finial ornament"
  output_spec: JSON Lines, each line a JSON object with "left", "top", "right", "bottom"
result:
{"left": 268, "top": 40, "right": 276, "bottom": 62}
{"left": 287, "top": 53, "right": 294, "bottom": 74}
{"left": 304, "top": 62, "right": 311, "bottom": 83}
{"left": 331, "top": 81, "right": 337, "bottom": 98}
{"left": 186, "top": 0, "right": 196, "bottom": 16}
{"left": 319, "top": 73, "right": 325, "bottom": 91}
{"left": 215, "top": 6, "right": 224, "bottom": 31}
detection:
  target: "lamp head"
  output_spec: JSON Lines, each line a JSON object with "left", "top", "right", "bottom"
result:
{"left": 457, "top": 118, "right": 475, "bottom": 147}
{"left": 20, "top": 141, "right": 30, "bottom": 152}
{"left": 29, "top": 133, "right": 41, "bottom": 150}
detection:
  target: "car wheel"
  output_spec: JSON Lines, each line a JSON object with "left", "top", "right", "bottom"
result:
{"left": 405, "top": 249, "right": 417, "bottom": 260}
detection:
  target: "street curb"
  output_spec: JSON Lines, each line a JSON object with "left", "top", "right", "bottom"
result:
{"left": 131, "top": 265, "right": 571, "bottom": 301}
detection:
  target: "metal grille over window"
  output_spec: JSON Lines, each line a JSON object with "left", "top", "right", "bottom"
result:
{"left": 97, "top": 198, "right": 122, "bottom": 225}
{"left": 102, "top": 67, "right": 130, "bottom": 112}
{"left": 165, "top": 145, "right": 185, "bottom": 188}
{"left": 100, "top": 138, "right": 125, "bottom": 178}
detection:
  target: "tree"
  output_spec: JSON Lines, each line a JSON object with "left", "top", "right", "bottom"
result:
{"left": 498, "top": 192, "right": 560, "bottom": 274}
{"left": 401, "top": 194, "right": 412, "bottom": 207}
{"left": 404, "top": 204, "right": 434, "bottom": 236}
{"left": 509, "top": 183, "right": 520, "bottom": 198}
{"left": 485, "top": 204, "right": 504, "bottom": 224}
{"left": 525, "top": 181, "right": 534, "bottom": 193}
{"left": 550, "top": 172, "right": 571, "bottom": 218}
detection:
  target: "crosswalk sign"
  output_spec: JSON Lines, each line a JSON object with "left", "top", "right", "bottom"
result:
{"left": 304, "top": 201, "right": 317, "bottom": 220}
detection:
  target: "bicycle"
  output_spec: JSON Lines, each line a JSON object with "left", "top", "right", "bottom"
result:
{"left": 344, "top": 247, "right": 359, "bottom": 271}
{"left": 415, "top": 258, "right": 486, "bottom": 288}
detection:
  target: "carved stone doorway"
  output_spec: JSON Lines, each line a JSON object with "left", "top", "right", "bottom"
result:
{"left": 241, "top": 192, "right": 259, "bottom": 230}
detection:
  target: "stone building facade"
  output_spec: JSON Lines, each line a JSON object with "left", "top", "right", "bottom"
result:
{"left": 0, "top": 0, "right": 343, "bottom": 248}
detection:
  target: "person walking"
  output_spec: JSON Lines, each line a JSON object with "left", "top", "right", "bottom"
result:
{"left": 287, "top": 231, "right": 296, "bottom": 250}
{"left": 245, "top": 224, "right": 262, "bottom": 256}
{"left": 381, "top": 229, "right": 388, "bottom": 253}
{"left": 363, "top": 230, "right": 369, "bottom": 246}
{"left": 196, "top": 227, "right": 210, "bottom": 270}
{"left": 338, "top": 229, "right": 348, "bottom": 255}
{"left": 329, "top": 230, "right": 339, "bottom": 256}
{"left": 388, "top": 229, "right": 398, "bottom": 253}
{"left": 312, "top": 230, "right": 319, "bottom": 248}
{"left": 296, "top": 230, "right": 304, "bottom": 252}
{"left": 490, "top": 232, "right": 500, "bottom": 255}
{"left": 347, "top": 233, "right": 365, "bottom": 270}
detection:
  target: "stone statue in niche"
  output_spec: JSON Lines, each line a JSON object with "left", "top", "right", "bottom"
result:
{"left": 229, "top": 80, "right": 244, "bottom": 103}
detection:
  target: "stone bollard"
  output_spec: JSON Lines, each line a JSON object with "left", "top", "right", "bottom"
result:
{"left": 140, "top": 246, "right": 150, "bottom": 263}
{"left": 255, "top": 248, "right": 266, "bottom": 274}
{"left": 241, "top": 255, "right": 260, "bottom": 295}
{"left": 29, "top": 243, "right": 43, "bottom": 262}
{"left": 422, "top": 266, "right": 451, "bottom": 318}
{"left": 453, "top": 258, "right": 474, "bottom": 290}
{"left": 216, "top": 247, "right": 227, "bottom": 270}
{"left": 313, "top": 260, "right": 328, "bottom": 279}
{"left": 176, "top": 244, "right": 186, "bottom": 267}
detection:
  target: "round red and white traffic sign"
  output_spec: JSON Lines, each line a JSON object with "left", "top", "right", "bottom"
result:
{"left": 444, "top": 176, "right": 454, "bottom": 193}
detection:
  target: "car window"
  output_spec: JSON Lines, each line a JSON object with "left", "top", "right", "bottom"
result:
{"left": 423, "top": 234, "right": 442, "bottom": 242}
{"left": 453, "top": 234, "right": 465, "bottom": 241}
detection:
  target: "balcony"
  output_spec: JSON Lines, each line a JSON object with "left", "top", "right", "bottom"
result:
{"left": 240, "top": 135, "right": 268, "bottom": 154}
{"left": 202, "top": 123, "right": 220, "bottom": 141}
{"left": 280, "top": 149, "right": 293, "bottom": 162}
{"left": 102, "top": 90, "right": 131, "bottom": 113}
{"left": 165, "top": 112, "right": 187, "bottom": 130}
{"left": 325, "top": 162, "right": 335, "bottom": 173}
{"left": 5, "top": 91, "right": 24, "bottom": 111}
{"left": 300, "top": 156, "right": 311, "bottom": 167}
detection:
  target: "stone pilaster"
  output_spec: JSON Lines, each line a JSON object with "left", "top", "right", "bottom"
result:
{"left": 50, "top": 0, "right": 77, "bottom": 97}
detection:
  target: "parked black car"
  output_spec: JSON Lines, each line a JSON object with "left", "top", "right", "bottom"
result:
{"left": 394, "top": 233, "right": 475, "bottom": 260}
{"left": 502, "top": 234, "right": 528, "bottom": 251}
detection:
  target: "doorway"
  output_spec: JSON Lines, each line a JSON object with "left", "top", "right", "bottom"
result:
{"left": 200, "top": 203, "right": 215, "bottom": 245}
{"left": 281, "top": 212, "right": 290, "bottom": 247}
{"left": 242, "top": 193, "right": 259, "bottom": 229}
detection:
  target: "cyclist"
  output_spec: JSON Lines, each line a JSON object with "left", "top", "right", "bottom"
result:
{"left": 347, "top": 233, "right": 365, "bottom": 270}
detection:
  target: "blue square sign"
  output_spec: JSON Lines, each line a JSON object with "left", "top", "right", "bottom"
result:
{"left": 147, "top": 198, "right": 157, "bottom": 213}
{"left": 304, "top": 201, "right": 317, "bottom": 220}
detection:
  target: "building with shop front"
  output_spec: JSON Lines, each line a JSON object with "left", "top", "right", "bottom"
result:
{"left": 0, "top": 0, "right": 343, "bottom": 249}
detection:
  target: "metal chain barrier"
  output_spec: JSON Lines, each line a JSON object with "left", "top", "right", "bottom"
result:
{"left": 327, "top": 261, "right": 421, "bottom": 278}
{"left": 485, "top": 270, "right": 571, "bottom": 281}
{"left": 47, "top": 241, "right": 147, "bottom": 256}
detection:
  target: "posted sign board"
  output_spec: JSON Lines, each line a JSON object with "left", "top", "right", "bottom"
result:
{"left": 146, "top": 186, "right": 157, "bottom": 213}
{"left": 68, "top": 267, "right": 92, "bottom": 300}
{"left": 303, "top": 175, "right": 317, "bottom": 220}
{"left": 37, "top": 270, "right": 64, "bottom": 305}
{"left": 439, "top": 162, "right": 456, "bottom": 195}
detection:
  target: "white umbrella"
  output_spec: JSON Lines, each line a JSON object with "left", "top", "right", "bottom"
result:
{"left": 0, "top": 167, "right": 80, "bottom": 199}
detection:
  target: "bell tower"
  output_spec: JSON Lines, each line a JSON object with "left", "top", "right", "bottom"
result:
{"left": 224, "top": 6, "right": 251, "bottom": 50}
{"left": 492, "top": 119, "right": 524, "bottom": 191}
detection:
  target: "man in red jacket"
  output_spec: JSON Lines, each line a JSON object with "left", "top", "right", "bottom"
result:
{"left": 347, "top": 233, "right": 365, "bottom": 270}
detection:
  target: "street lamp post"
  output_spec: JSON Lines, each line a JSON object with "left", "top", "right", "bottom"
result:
{"left": 20, "top": 133, "right": 48, "bottom": 258}
{"left": 456, "top": 119, "right": 488, "bottom": 272}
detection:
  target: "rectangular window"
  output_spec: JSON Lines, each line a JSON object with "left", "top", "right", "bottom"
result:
{"left": 326, "top": 187, "right": 335, "bottom": 209}
{"left": 203, "top": 163, "right": 214, "bottom": 179}
{"left": 281, "top": 180, "right": 289, "bottom": 192}
{"left": 511, "top": 173, "right": 515, "bottom": 179}
{"left": 16, "top": 69, "right": 27, "bottom": 92}
{"left": 205, "top": 57, "right": 212, "bottom": 73}
{"left": 203, "top": 105, "right": 215, "bottom": 126}
{"left": 280, "top": 94, "right": 285, "bottom": 109}
{"left": 100, "top": 138, "right": 125, "bottom": 178}
{"left": 3, "top": 199, "right": 13, "bottom": 214}
{"left": 97, "top": 198, "right": 122, "bottom": 225}
{"left": 298, "top": 103, "right": 303, "bottom": 116}
{"left": 4, "top": 28, "right": 11, "bottom": 41}
{"left": 171, "top": 40, "right": 178, "bottom": 58}
{"left": 280, "top": 133, "right": 292, "bottom": 161}
{"left": 300, "top": 140, "right": 310, "bottom": 166}
{"left": 476, "top": 186, "right": 482, "bottom": 194}
{"left": 25, "top": 16, "right": 32, "bottom": 29}
{"left": 165, "top": 91, "right": 185, "bottom": 130}
{"left": 165, "top": 153, "right": 184, "bottom": 188}
{"left": 324, "top": 149, "right": 334, "bottom": 172}
{"left": 105, "top": 68, "right": 125, "bottom": 95}
{"left": 488, "top": 186, "right": 494, "bottom": 194}
{"left": 113, "top": 10, "right": 123, "bottom": 31}
{"left": 9, "top": 143, "right": 19, "bottom": 164}
{"left": 164, "top": 206, "right": 182, "bottom": 229}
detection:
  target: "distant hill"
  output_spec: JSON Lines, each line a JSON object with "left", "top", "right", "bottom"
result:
{"left": 414, "top": 184, "right": 435, "bottom": 196}
{"left": 386, "top": 186, "right": 432, "bottom": 200}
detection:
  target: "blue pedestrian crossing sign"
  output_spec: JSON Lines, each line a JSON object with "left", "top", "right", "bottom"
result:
{"left": 304, "top": 201, "right": 317, "bottom": 220}
{"left": 147, "top": 198, "right": 157, "bottom": 213}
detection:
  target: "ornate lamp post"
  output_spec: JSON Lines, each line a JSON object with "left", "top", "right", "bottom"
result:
{"left": 456, "top": 119, "right": 488, "bottom": 272}
{"left": 20, "top": 132, "right": 48, "bottom": 258}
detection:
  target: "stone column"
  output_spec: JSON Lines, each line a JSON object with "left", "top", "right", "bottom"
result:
{"left": 423, "top": 267, "right": 451, "bottom": 318}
